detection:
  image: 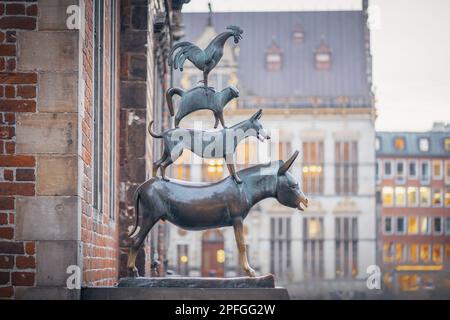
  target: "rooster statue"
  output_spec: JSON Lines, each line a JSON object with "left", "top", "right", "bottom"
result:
{"left": 168, "top": 25, "right": 243, "bottom": 88}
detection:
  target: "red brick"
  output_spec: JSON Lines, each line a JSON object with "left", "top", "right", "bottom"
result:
{"left": 16, "top": 256, "right": 35, "bottom": 269}
{"left": 3, "top": 113, "right": 15, "bottom": 124}
{"left": 3, "top": 169, "right": 14, "bottom": 181}
{"left": 11, "top": 272, "right": 34, "bottom": 286}
{"left": 26, "top": 4, "right": 37, "bottom": 17}
{"left": 5, "top": 142, "right": 15, "bottom": 154}
{"left": 0, "top": 126, "right": 14, "bottom": 139}
{"left": 0, "top": 58, "right": 4, "bottom": 71}
{"left": 25, "top": 242, "right": 35, "bottom": 255}
{"left": 0, "top": 155, "right": 35, "bottom": 167}
{"left": 0, "top": 241, "right": 24, "bottom": 254}
{"left": 0, "top": 32, "right": 4, "bottom": 43}
{"left": 0, "top": 44, "right": 16, "bottom": 56}
{"left": 0, "top": 213, "right": 7, "bottom": 225}
{"left": 0, "top": 197, "right": 14, "bottom": 210}
{"left": 17, "top": 85, "right": 36, "bottom": 98}
{"left": 5, "top": 4, "right": 25, "bottom": 15}
{"left": 0, "top": 227, "right": 13, "bottom": 239}
{"left": 16, "top": 169, "right": 34, "bottom": 181}
{"left": 0, "top": 73, "right": 37, "bottom": 84}
{"left": 0, "top": 4, "right": 4, "bottom": 16}
{"left": 0, "top": 272, "right": 10, "bottom": 285}
{"left": 0, "top": 86, "right": 3, "bottom": 97}
{"left": 0, "top": 255, "right": 14, "bottom": 268}
{"left": 0, "top": 99, "right": 36, "bottom": 112}
{"left": 6, "top": 58, "right": 15, "bottom": 71}
{"left": 4, "top": 86, "right": 15, "bottom": 98}
{"left": 8, "top": 213, "right": 13, "bottom": 224}
{"left": 0, "top": 286, "right": 14, "bottom": 298}
{"left": 0, "top": 17, "right": 36, "bottom": 30}
{"left": 0, "top": 183, "right": 35, "bottom": 196}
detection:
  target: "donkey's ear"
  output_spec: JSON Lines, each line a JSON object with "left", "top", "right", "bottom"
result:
{"left": 251, "top": 109, "right": 263, "bottom": 121}
{"left": 278, "top": 150, "right": 299, "bottom": 175}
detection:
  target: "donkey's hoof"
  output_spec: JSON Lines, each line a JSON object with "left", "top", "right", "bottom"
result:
{"left": 129, "top": 267, "right": 139, "bottom": 278}
{"left": 245, "top": 267, "right": 256, "bottom": 277}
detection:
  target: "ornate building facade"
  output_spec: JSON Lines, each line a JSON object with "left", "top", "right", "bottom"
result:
{"left": 167, "top": 6, "right": 377, "bottom": 298}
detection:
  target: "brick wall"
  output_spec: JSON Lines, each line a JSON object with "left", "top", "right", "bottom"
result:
{"left": 0, "top": 0, "right": 38, "bottom": 299}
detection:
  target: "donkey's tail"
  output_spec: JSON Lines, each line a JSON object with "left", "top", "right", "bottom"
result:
{"left": 128, "top": 191, "right": 141, "bottom": 238}
{"left": 148, "top": 121, "right": 162, "bottom": 139}
{"left": 166, "top": 87, "right": 184, "bottom": 117}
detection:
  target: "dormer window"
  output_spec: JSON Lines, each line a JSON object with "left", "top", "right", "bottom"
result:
{"left": 292, "top": 25, "right": 304, "bottom": 43}
{"left": 315, "top": 41, "right": 331, "bottom": 70}
{"left": 419, "top": 138, "right": 430, "bottom": 152}
{"left": 265, "top": 41, "right": 282, "bottom": 72}
{"left": 394, "top": 137, "right": 406, "bottom": 151}
{"left": 375, "top": 137, "right": 381, "bottom": 151}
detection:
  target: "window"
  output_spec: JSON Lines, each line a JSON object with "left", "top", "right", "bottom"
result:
{"left": 408, "top": 217, "right": 418, "bottom": 234}
{"left": 376, "top": 160, "right": 381, "bottom": 183}
{"left": 177, "top": 244, "right": 189, "bottom": 276}
{"left": 432, "top": 217, "right": 442, "bottom": 234}
{"left": 265, "top": 41, "right": 282, "bottom": 72}
{"left": 446, "top": 217, "right": 450, "bottom": 234}
{"left": 395, "top": 160, "right": 406, "bottom": 183}
{"left": 203, "top": 159, "right": 224, "bottom": 182}
{"left": 445, "top": 160, "right": 450, "bottom": 184}
{"left": 395, "top": 243, "right": 405, "bottom": 262}
{"left": 419, "top": 187, "right": 431, "bottom": 207}
{"left": 383, "top": 242, "right": 394, "bottom": 263}
{"left": 408, "top": 160, "right": 417, "bottom": 178}
{"left": 384, "top": 161, "right": 392, "bottom": 177}
{"left": 335, "top": 217, "right": 358, "bottom": 278}
{"left": 382, "top": 187, "right": 394, "bottom": 207}
{"left": 420, "top": 244, "right": 430, "bottom": 262}
{"left": 396, "top": 217, "right": 406, "bottom": 234}
{"left": 173, "top": 150, "right": 192, "bottom": 181}
{"left": 420, "top": 217, "right": 430, "bottom": 234}
{"left": 432, "top": 160, "right": 442, "bottom": 179}
{"left": 303, "top": 217, "right": 324, "bottom": 279}
{"left": 432, "top": 189, "right": 442, "bottom": 206}
{"left": 335, "top": 141, "right": 358, "bottom": 195}
{"left": 302, "top": 141, "right": 324, "bottom": 194}
{"left": 420, "top": 160, "right": 430, "bottom": 183}
{"left": 446, "top": 188, "right": 450, "bottom": 207}
{"left": 444, "top": 138, "right": 450, "bottom": 151}
{"left": 93, "top": 0, "right": 105, "bottom": 215}
{"left": 407, "top": 187, "right": 418, "bottom": 207}
{"left": 432, "top": 244, "right": 442, "bottom": 264}
{"left": 419, "top": 138, "right": 429, "bottom": 152}
{"left": 409, "top": 243, "right": 418, "bottom": 263}
{"left": 270, "top": 217, "right": 291, "bottom": 276}
{"left": 375, "top": 137, "right": 381, "bottom": 151}
{"left": 394, "top": 137, "right": 405, "bottom": 151}
{"left": 292, "top": 25, "right": 304, "bottom": 43}
{"left": 236, "top": 141, "right": 259, "bottom": 170}
{"left": 384, "top": 217, "right": 393, "bottom": 234}
{"left": 395, "top": 187, "right": 406, "bottom": 207}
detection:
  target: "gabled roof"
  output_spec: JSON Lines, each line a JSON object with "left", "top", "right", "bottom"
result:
{"left": 177, "top": 11, "right": 374, "bottom": 108}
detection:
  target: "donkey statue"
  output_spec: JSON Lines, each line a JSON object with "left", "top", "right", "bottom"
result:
{"left": 127, "top": 151, "right": 308, "bottom": 277}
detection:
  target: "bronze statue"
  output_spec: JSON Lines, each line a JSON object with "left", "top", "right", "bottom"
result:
{"left": 166, "top": 85, "right": 239, "bottom": 128}
{"left": 127, "top": 151, "right": 309, "bottom": 277}
{"left": 149, "top": 109, "right": 270, "bottom": 184}
{"left": 168, "top": 25, "right": 243, "bottom": 88}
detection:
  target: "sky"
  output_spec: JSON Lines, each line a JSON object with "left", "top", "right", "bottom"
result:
{"left": 183, "top": 0, "right": 450, "bottom": 132}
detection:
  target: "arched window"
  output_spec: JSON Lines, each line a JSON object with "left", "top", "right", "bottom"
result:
{"left": 265, "top": 41, "right": 282, "bottom": 72}
{"left": 292, "top": 24, "right": 304, "bottom": 43}
{"left": 315, "top": 41, "right": 331, "bottom": 70}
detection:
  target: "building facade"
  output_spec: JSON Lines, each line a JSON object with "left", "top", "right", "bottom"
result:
{"left": 0, "top": 0, "right": 187, "bottom": 299}
{"left": 376, "top": 123, "right": 450, "bottom": 295}
{"left": 167, "top": 7, "right": 377, "bottom": 298}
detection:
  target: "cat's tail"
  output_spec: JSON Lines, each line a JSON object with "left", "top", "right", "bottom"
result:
{"left": 148, "top": 121, "right": 163, "bottom": 139}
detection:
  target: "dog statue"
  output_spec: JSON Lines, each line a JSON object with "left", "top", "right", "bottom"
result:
{"left": 166, "top": 85, "right": 239, "bottom": 128}
{"left": 149, "top": 109, "right": 270, "bottom": 184}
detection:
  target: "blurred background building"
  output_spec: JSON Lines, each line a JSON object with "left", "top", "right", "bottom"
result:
{"left": 165, "top": 3, "right": 378, "bottom": 298}
{"left": 376, "top": 123, "right": 450, "bottom": 295}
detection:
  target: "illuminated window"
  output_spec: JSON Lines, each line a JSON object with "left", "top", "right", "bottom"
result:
{"left": 398, "top": 274, "right": 418, "bottom": 292}
{"left": 382, "top": 187, "right": 394, "bottom": 207}
{"left": 384, "top": 217, "right": 393, "bottom": 234}
{"left": 396, "top": 217, "right": 406, "bottom": 234}
{"left": 420, "top": 244, "right": 430, "bottom": 262}
{"left": 419, "top": 138, "right": 429, "bottom": 152}
{"left": 444, "top": 138, "right": 450, "bottom": 151}
{"left": 445, "top": 188, "right": 450, "bottom": 207}
{"left": 315, "top": 41, "right": 331, "bottom": 70}
{"left": 432, "top": 189, "right": 442, "bottom": 206}
{"left": 446, "top": 161, "right": 450, "bottom": 184}
{"left": 433, "top": 217, "right": 442, "bottom": 234}
{"left": 302, "top": 141, "right": 324, "bottom": 195}
{"left": 420, "top": 217, "right": 430, "bottom": 234}
{"left": 419, "top": 187, "right": 430, "bottom": 207}
{"left": 395, "top": 243, "right": 404, "bottom": 262}
{"left": 394, "top": 137, "right": 405, "bottom": 151}
{"left": 395, "top": 187, "right": 406, "bottom": 207}
{"left": 408, "top": 160, "right": 417, "bottom": 178}
{"left": 408, "top": 217, "right": 418, "bottom": 234}
{"left": 420, "top": 160, "right": 430, "bottom": 183}
{"left": 265, "top": 41, "right": 283, "bottom": 72}
{"left": 306, "top": 218, "right": 323, "bottom": 239}
{"left": 173, "top": 150, "right": 192, "bottom": 181}
{"left": 384, "top": 161, "right": 392, "bottom": 177}
{"left": 383, "top": 242, "right": 393, "bottom": 263}
{"left": 236, "top": 141, "right": 258, "bottom": 170}
{"left": 409, "top": 243, "right": 418, "bottom": 263}
{"left": 177, "top": 244, "right": 189, "bottom": 276}
{"left": 446, "top": 244, "right": 450, "bottom": 262}
{"left": 407, "top": 187, "right": 418, "bottom": 207}
{"left": 432, "top": 244, "right": 442, "bottom": 264}
{"left": 303, "top": 217, "right": 324, "bottom": 279}
{"left": 203, "top": 159, "right": 224, "bottom": 182}
{"left": 432, "top": 160, "right": 442, "bottom": 179}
